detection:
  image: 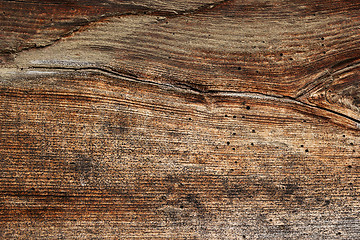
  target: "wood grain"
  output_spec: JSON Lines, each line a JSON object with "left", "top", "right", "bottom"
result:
{"left": 0, "top": 0, "right": 359, "bottom": 239}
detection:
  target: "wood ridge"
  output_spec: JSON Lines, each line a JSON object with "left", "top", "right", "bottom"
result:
{"left": 26, "top": 65, "right": 360, "bottom": 130}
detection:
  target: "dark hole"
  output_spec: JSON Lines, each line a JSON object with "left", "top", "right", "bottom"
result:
{"left": 280, "top": 53, "right": 283, "bottom": 56}
{"left": 225, "top": 114, "right": 228, "bottom": 117}
{"left": 188, "top": 118, "right": 192, "bottom": 120}
{"left": 337, "top": 232, "right": 341, "bottom": 235}
{"left": 234, "top": 161, "right": 238, "bottom": 164}
{"left": 172, "top": 33, "right": 175, "bottom": 35}
{"left": 251, "top": 143, "right": 254, "bottom": 146}
{"left": 256, "top": 70, "right": 259, "bottom": 73}
{"left": 246, "top": 106, "right": 250, "bottom": 110}
{"left": 233, "top": 116, "right": 236, "bottom": 118}
{"left": 238, "top": 67, "right": 242, "bottom": 70}
{"left": 343, "top": 135, "right": 346, "bottom": 137}
{"left": 252, "top": 130, "right": 255, "bottom": 133}
{"left": 289, "top": 58, "right": 293, "bottom": 60}
{"left": 227, "top": 142, "right": 230, "bottom": 145}
{"left": 325, "top": 200, "right": 330, "bottom": 205}
{"left": 323, "top": 51, "right": 326, "bottom": 54}
{"left": 168, "top": 56, "right": 171, "bottom": 59}
{"left": 321, "top": 37, "right": 324, "bottom": 40}
{"left": 305, "top": 149, "right": 309, "bottom": 152}
{"left": 350, "top": 143, "right": 353, "bottom": 146}
{"left": 300, "top": 145, "right": 304, "bottom": 147}
{"left": 233, "top": 133, "right": 236, "bottom": 135}
{"left": 30, "top": 187, "right": 35, "bottom": 191}
{"left": 242, "top": 116, "right": 245, "bottom": 118}
{"left": 321, "top": 44, "right": 324, "bottom": 46}
{"left": 353, "top": 150, "right": 356, "bottom": 152}
{"left": 232, "top": 148, "right": 235, "bottom": 150}
{"left": 348, "top": 165, "right": 352, "bottom": 169}
{"left": 180, "top": 205, "right": 184, "bottom": 209}
{"left": 269, "top": 219, "right": 273, "bottom": 221}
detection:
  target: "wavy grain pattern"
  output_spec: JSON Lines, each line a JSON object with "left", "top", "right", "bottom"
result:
{"left": 0, "top": 0, "right": 359, "bottom": 239}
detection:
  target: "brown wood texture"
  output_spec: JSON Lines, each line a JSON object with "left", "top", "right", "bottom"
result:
{"left": 0, "top": 0, "right": 359, "bottom": 239}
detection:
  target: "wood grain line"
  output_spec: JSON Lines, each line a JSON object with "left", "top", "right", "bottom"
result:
{"left": 22, "top": 66, "right": 360, "bottom": 130}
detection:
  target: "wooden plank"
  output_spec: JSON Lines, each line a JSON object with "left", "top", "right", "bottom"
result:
{"left": 0, "top": 0, "right": 359, "bottom": 239}
{"left": 10, "top": 0, "right": 360, "bottom": 123}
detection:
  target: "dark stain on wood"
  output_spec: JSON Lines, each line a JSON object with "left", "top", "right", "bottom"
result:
{"left": 0, "top": 0, "right": 359, "bottom": 239}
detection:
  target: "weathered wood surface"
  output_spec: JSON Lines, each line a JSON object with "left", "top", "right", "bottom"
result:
{"left": 0, "top": 0, "right": 359, "bottom": 239}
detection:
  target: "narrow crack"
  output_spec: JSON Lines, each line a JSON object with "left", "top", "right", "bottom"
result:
{"left": 28, "top": 65, "right": 360, "bottom": 130}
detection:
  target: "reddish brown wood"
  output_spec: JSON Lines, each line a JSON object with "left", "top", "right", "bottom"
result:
{"left": 0, "top": 0, "right": 359, "bottom": 239}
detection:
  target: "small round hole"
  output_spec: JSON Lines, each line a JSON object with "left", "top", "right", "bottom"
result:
{"left": 246, "top": 106, "right": 250, "bottom": 110}
{"left": 300, "top": 145, "right": 304, "bottom": 148}
{"left": 280, "top": 53, "right": 283, "bottom": 56}
{"left": 233, "top": 116, "right": 236, "bottom": 118}
{"left": 227, "top": 142, "right": 230, "bottom": 145}
{"left": 237, "top": 67, "right": 242, "bottom": 70}
{"left": 348, "top": 165, "right": 352, "bottom": 169}
{"left": 305, "top": 149, "right": 309, "bottom": 152}
{"left": 321, "top": 37, "right": 324, "bottom": 40}
{"left": 252, "top": 130, "right": 255, "bottom": 133}
{"left": 232, "top": 147, "right": 235, "bottom": 150}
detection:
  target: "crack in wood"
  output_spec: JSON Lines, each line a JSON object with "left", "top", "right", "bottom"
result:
{"left": 22, "top": 65, "right": 360, "bottom": 130}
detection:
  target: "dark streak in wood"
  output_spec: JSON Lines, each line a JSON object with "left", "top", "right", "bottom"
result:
{"left": 0, "top": 0, "right": 359, "bottom": 239}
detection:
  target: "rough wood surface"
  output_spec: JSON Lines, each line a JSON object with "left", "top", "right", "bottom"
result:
{"left": 0, "top": 0, "right": 359, "bottom": 239}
